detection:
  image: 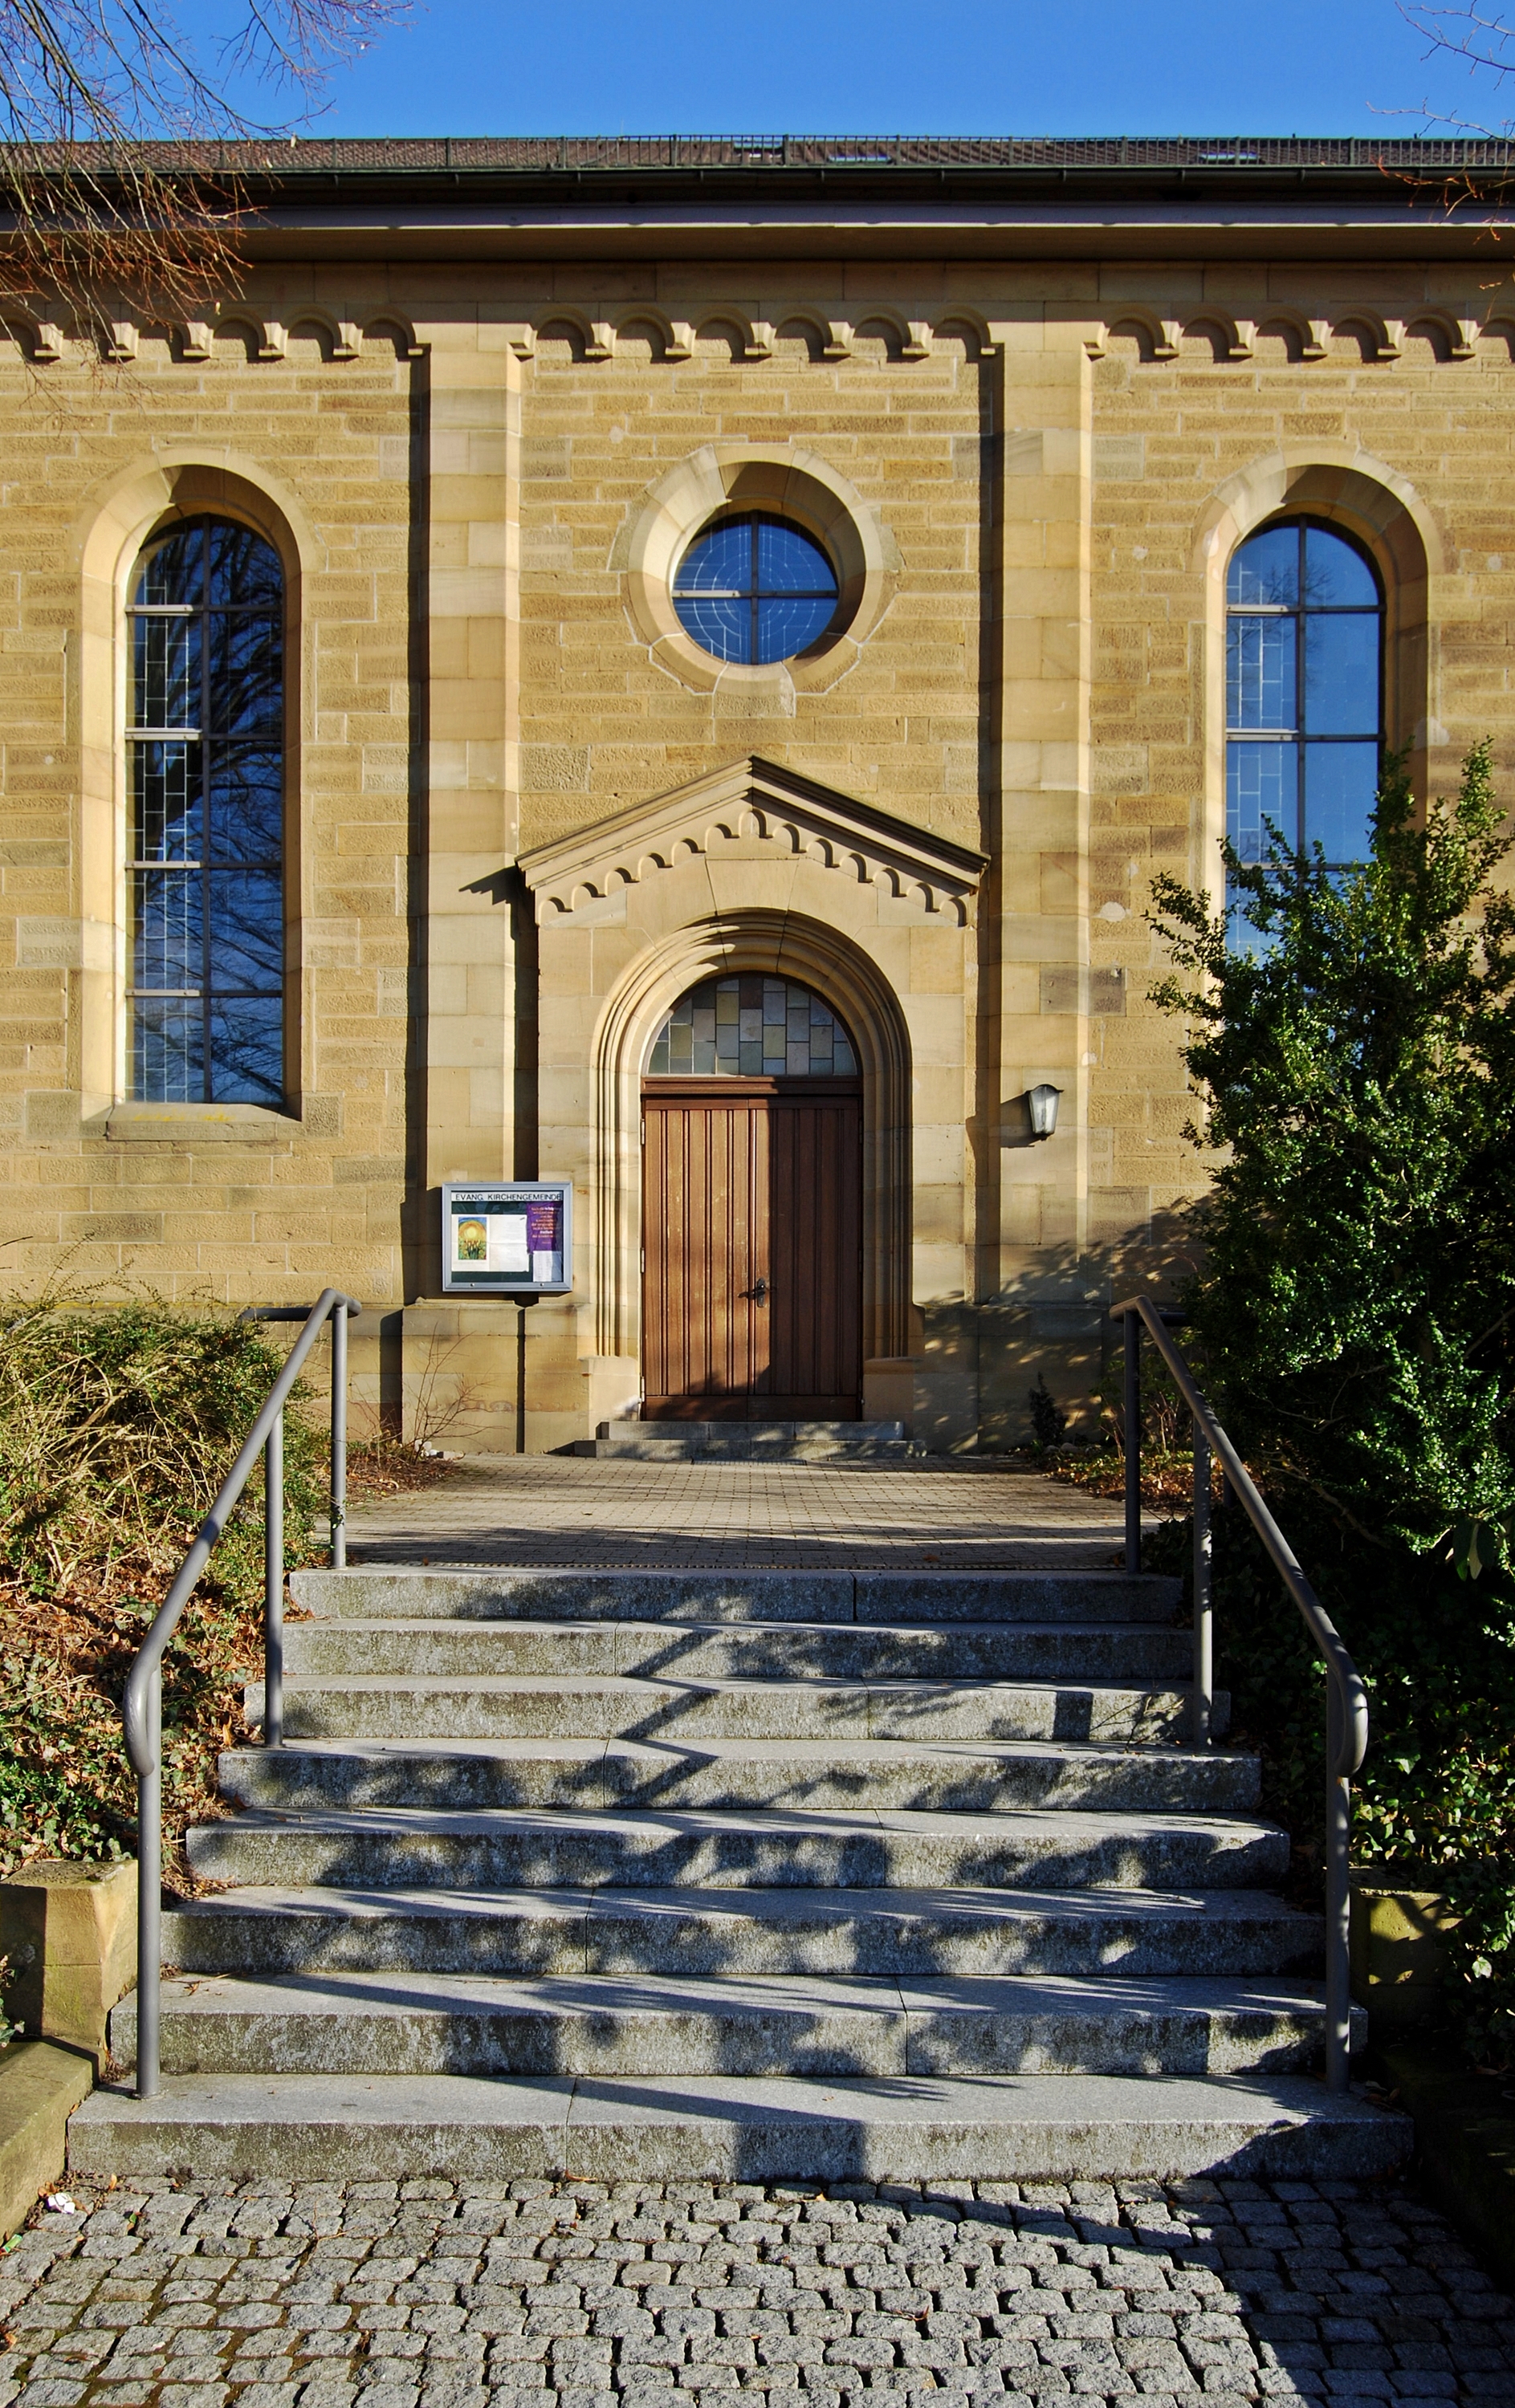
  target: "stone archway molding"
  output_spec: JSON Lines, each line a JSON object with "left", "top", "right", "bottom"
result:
{"left": 72, "top": 449, "right": 319, "bottom": 1124}
{"left": 1191, "top": 442, "right": 1445, "bottom": 578}
{"left": 587, "top": 907, "right": 914, "bottom": 1366}
{"left": 1188, "top": 445, "right": 1445, "bottom": 895}
{"left": 519, "top": 755, "right": 984, "bottom": 1377}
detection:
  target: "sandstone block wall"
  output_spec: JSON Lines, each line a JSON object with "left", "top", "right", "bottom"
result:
{"left": 0, "top": 262, "right": 1509, "bottom": 1447}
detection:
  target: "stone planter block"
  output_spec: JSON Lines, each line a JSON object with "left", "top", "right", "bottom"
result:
{"left": 0, "top": 1860, "right": 137, "bottom": 2071}
{"left": 1350, "top": 1872, "right": 1462, "bottom": 2036}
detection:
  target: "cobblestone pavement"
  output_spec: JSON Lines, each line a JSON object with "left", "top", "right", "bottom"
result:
{"left": 3, "top": 2173, "right": 1510, "bottom": 2408}
{"left": 347, "top": 1461, "right": 1130, "bottom": 1570}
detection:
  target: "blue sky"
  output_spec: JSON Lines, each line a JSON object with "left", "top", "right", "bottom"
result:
{"left": 246, "top": 0, "right": 1515, "bottom": 139}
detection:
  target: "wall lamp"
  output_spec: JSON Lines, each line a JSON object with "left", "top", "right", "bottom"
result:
{"left": 1026, "top": 1083, "right": 1063, "bottom": 1141}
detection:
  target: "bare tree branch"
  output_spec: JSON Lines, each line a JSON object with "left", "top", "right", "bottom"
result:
{"left": 0, "top": 0, "right": 408, "bottom": 350}
{"left": 1401, "top": 3, "right": 1515, "bottom": 91}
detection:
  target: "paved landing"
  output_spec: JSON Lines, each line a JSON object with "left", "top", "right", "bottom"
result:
{"left": 5, "top": 2169, "right": 1509, "bottom": 2407}
{"left": 346, "top": 1461, "right": 1129, "bottom": 1572}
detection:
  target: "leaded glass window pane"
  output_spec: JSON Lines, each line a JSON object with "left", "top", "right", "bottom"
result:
{"left": 127, "top": 515, "right": 285, "bottom": 1105}
{"left": 1224, "top": 518, "right": 1383, "bottom": 947}
{"left": 646, "top": 977, "right": 857, "bottom": 1078}
{"left": 672, "top": 514, "right": 840, "bottom": 665}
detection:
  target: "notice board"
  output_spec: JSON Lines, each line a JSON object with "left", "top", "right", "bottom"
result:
{"left": 441, "top": 1182, "right": 573, "bottom": 1295}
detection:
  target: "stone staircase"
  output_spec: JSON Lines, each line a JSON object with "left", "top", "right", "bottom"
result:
{"left": 71, "top": 1562, "right": 1407, "bottom": 2186}
{"left": 573, "top": 1419, "right": 916, "bottom": 1460}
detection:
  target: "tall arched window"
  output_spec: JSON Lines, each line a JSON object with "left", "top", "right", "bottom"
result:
{"left": 1226, "top": 519, "right": 1383, "bottom": 898}
{"left": 126, "top": 515, "right": 285, "bottom": 1104}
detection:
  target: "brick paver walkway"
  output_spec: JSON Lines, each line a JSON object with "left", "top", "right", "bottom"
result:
{"left": 347, "top": 1462, "right": 1130, "bottom": 1571}
{"left": 2, "top": 2173, "right": 1509, "bottom": 2408}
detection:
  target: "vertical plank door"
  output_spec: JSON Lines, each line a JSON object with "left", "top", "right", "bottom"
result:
{"left": 641, "top": 1084, "right": 768, "bottom": 1419}
{"left": 641, "top": 1077, "right": 861, "bottom": 1420}
{"left": 765, "top": 1087, "right": 863, "bottom": 1416}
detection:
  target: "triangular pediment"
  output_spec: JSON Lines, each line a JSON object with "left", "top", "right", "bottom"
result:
{"left": 518, "top": 756, "right": 986, "bottom": 927}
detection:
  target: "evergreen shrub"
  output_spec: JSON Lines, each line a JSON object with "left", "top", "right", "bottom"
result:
{"left": 1148, "top": 742, "right": 1515, "bottom": 2063}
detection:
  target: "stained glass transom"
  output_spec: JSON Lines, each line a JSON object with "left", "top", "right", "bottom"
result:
{"left": 126, "top": 516, "right": 285, "bottom": 1105}
{"left": 647, "top": 978, "right": 858, "bottom": 1077}
{"left": 672, "top": 514, "right": 839, "bottom": 665}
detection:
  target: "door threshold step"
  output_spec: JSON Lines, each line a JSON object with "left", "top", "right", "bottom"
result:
{"left": 108, "top": 1968, "right": 1366, "bottom": 2081}
{"left": 68, "top": 2068, "right": 1410, "bottom": 2186}
{"left": 603, "top": 1420, "right": 907, "bottom": 1442}
{"left": 577, "top": 1418, "right": 914, "bottom": 1462}
{"left": 575, "top": 1440, "right": 919, "bottom": 1460}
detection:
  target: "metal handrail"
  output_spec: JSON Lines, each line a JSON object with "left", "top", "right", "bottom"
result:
{"left": 1114, "top": 1297, "right": 1369, "bottom": 2096}
{"left": 121, "top": 1287, "right": 360, "bottom": 2099}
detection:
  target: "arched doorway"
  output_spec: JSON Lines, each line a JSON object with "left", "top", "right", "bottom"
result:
{"left": 641, "top": 974, "right": 863, "bottom": 1418}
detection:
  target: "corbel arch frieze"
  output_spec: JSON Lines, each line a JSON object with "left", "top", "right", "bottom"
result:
{"left": 518, "top": 756, "right": 984, "bottom": 931}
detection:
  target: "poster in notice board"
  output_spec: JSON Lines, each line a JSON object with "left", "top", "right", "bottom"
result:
{"left": 441, "top": 1182, "right": 572, "bottom": 1294}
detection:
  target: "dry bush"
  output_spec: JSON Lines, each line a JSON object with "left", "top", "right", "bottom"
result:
{"left": 0, "top": 1290, "right": 323, "bottom": 1885}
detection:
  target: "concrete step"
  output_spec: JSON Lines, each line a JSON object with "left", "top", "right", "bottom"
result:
{"left": 251, "top": 1673, "right": 1229, "bottom": 1746}
{"left": 279, "top": 1617, "right": 1193, "bottom": 1683}
{"left": 108, "top": 1968, "right": 1366, "bottom": 2081}
{"left": 162, "top": 1883, "right": 1317, "bottom": 1979}
{"left": 185, "top": 1803, "right": 1289, "bottom": 1893}
{"left": 291, "top": 1568, "right": 1184, "bottom": 1625}
{"left": 220, "top": 1734, "right": 1264, "bottom": 1816}
{"left": 67, "top": 2068, "right": 1410, "bottom": 2186}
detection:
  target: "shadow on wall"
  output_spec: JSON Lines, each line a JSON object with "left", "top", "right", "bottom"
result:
{"left": 917, "top": 1205, "right": 1200, "bottom": 1460}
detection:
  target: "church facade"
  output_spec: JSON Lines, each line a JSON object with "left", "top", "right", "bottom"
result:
{"left": 2, "top": 136, "right": 1507, "bottom": 1450}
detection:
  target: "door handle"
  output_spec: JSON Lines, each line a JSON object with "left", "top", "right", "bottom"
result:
{"left": 751, "top": 1277, "right": 770, "bottom": 1304}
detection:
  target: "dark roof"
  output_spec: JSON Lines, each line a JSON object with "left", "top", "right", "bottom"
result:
{"left": 39, "top": 134, "right": 1515, "bottom": 173}
{"left": 20, "top": 136, "right": 1512, "bottom": 259}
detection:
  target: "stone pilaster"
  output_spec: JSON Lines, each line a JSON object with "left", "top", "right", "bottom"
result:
{"left": 980, "top": 319, "right": 1098, "bottom": 1442}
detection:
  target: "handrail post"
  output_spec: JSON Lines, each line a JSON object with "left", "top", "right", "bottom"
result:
{"left": 1113, "top": 1294, "right": 1369, "bottom": 2096}
{"left": 1325, "top": 1678, "right": 1352, "bottom": 2094}
{"left": 136, "top": 1674, "right": 161, "bottom": 2099}
{"left": 331, "top": 1300, "right": 348, "bottom": 1570}
{"left": 1122, "top": 1309, "right": 1141, "bottom": 1573}
{"left": 264, "top": 1406, "right": 284, "bottom": 1748}
{"left": 126, "top": 1287, "right": 360, "bottom": 2101}
{"left": 1192, "top": 1425, "right": 1212, "bottom": 1747}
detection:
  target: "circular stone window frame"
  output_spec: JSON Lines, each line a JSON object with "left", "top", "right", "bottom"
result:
{"left": 613, "top": 441, "right": 901, "bottom": 696}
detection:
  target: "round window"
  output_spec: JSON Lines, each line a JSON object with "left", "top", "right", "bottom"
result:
{"left": 647, "top": 977, "right": 857, "bottom": 1078}
{"left": 672, "top": 513, "right": 840, "bottom": 665}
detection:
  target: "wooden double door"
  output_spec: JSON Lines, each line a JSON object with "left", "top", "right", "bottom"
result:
{"left": 641, "top": 1076, "right": 863, "bottom": 1419}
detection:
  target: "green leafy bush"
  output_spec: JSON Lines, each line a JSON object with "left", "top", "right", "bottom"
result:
{"left": 1149, "top": 742, "right": 1515, "bottom": 2063}
{"left": 0, "top": 1293, "right": 324, "bottom": 1884}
